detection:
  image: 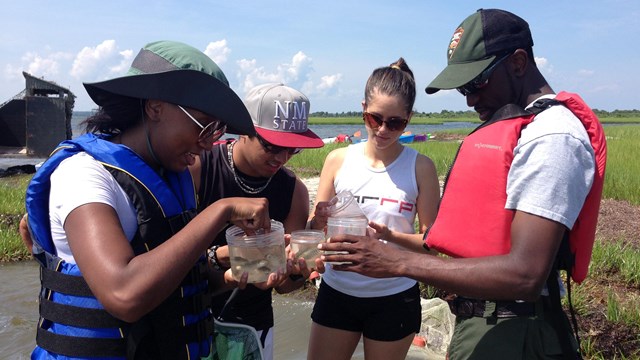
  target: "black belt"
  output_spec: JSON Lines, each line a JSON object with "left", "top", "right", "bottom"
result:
{"left": 448, "top": 297, "right": 537, "bottom": 318}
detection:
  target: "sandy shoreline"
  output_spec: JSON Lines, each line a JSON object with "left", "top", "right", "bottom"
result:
{"left": 301, "top": 176, "right": 320, "bottom": 208}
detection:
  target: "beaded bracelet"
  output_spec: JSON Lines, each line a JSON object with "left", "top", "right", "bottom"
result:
{"left": 207, "top": 245, "right": 223, "bottom": 271}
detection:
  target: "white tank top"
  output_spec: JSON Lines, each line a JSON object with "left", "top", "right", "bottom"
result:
{"left": 323, "top": 142, "right": 418, "bottom": 297}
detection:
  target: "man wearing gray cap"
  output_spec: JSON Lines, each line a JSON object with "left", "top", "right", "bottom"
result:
{"left": 190, "top": 83, "right": 323, "bottom": 360}
{"left": 319, "top": 8, "right": 606, "bottom": 359}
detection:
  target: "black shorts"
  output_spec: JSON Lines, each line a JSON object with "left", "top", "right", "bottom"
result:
{"left": 311, "top": 281, "right": 421, "bottom": 341}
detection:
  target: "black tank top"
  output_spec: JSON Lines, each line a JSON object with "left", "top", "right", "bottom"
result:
{"left": 198, "top": 141, "right": 296, "bottom": 330}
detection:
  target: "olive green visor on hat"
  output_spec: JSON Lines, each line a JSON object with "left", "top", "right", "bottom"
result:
{"left": 83, "top": 40, "right": 254, "bottom": 136}
{"left": 425, "top": 56, "right": 495, "bottom": 94}
{"left": 425, "top": 11, "right": 497, "bottom": 94}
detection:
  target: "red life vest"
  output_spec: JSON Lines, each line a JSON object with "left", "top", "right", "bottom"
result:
{"left": 425, "top": 92, "right": 606, "bottom": 283}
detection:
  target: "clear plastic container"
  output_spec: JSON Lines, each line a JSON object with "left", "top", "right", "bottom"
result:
{"left": 328, "top": 190, "right": 367, "bottom": 219}
{"left": 226, "top": 220, "right": 286, "bottom": 283}
{"left": 326, "top": 217, "right": 369, "bottom": 238}
{"left": 290, "top": 230, "right": 326, "bottom": 269}
{"left": 325, "top": 217, "right": 368, "bottom": 265}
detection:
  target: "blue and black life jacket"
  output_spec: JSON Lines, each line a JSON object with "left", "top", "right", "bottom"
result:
{"left": 26, "top": 133, "right": 213, "bottom": 359}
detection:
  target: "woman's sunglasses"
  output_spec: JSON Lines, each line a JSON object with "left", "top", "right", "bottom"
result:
{"left": 178, "top": 105, "right": 227, "bottom": 143}
{"left": 257, "top": 135, "right": 302, "bottom": 155}
{"left": 363, "top": 112, "right": 408, "bottom": 132}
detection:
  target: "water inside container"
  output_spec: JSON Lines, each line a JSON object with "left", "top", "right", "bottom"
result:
{"left": 225, "top": 220, "right": 286, "bottom": 283}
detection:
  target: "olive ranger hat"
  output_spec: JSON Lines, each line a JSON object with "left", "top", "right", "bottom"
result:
{"left": 425, "top": 9, "right": 534, "bottom": 94}
{"left": 244, "top": 83, "right": 323, "bottom": 148}
{"left": 83, "top": 40, "right": 254, "bottom": 135}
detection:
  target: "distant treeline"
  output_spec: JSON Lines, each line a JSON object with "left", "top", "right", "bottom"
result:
{"left": 75, "top": 109, "right": 640, "bottom": 119}
{"left": 311, "top": 109, "right": 640, "bottom": 119}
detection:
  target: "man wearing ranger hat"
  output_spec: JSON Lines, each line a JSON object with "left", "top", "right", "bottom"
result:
{"left": 319, "top": 8, "right": 606, "bottom": 359}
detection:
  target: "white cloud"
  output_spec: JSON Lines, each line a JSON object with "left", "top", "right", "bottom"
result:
{"left": 2, "top": 50, "right": 75, "bottom": 103}
{"left": 24, "top": 52, "right": 60, "bottom": 77}
{"left": 578, "top": 69, "right": 594, "bottom": 77}
{"left": 204, "top": 40, "right": 231, "bottom": 65}
{"left": 235, "top": 51, "right": 318, "bottom": 93}
{"left": 535, "top": 56, "right": 553, "bottom": 73}
{"left": 281, "top": 51, "right": 313, "bottom": 83}
{"left": 237, "top": 58, "right": 257, "bottom": 72}
{"left": 108, "top": 49, "right": 134, "bottom": 75}
{"left": 3, "top": 51, "right": 73, "bottom": 81}
{"left": 235, "top": 58, "right": 281, "bottom": 93}
{"left": 316, "top": 73, "right": 343, "bottom": 93}
{"left": 233, "top": 51, "right": 344, "bottom": 104}
{"left": 4, "top": 63, "right": 23, "bottom": 81}
{"left": 70, "top": 40, "right": 122, "bottom": 79}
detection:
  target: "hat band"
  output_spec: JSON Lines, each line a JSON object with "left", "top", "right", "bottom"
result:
{"left": 130, "top": 49, "right": 178, "bottom": 74}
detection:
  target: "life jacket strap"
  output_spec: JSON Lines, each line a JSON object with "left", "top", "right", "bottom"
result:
{"left": 40, "top": 297, "right": 127, "bottom": 329}
{"left": 41, "top": 266, "right": 93, "bottom": 297}
{"left": 37, "top": 326, "right": 126, "bottom": 358}
{"left": 546, "top": 261, "right": 583, "bottom": 360}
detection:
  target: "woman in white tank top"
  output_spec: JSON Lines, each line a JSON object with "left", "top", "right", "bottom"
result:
{"left": 307, "top": 58, "right": 441, "bottom": 360}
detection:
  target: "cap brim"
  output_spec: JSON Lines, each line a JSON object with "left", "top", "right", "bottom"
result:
{"left": 256, "top": 127, "right": 324, "bottom": 149}
{"left": 84, "top": 70, "right": 255, "bottom": 136}
{"left": 425, "top": 57, "right": 495, "bottom": 94}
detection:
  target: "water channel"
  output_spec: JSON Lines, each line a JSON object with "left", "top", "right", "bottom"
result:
{"left": 1, "top": 261, "right": 438, "bottom": 359}
{"left": 0, "top": 119, "right": 473, "bottom": 358}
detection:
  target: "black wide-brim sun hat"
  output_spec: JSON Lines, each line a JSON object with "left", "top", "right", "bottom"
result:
{"left": 83, "top": 40, "right": 255, "bottom": 136}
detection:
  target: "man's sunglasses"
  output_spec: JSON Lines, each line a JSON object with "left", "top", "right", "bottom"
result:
{"left": 178, "top": 105, "right": 227, "bottom": 143}
{"left": 363, "top": 112, "right": 408, "bottom": 132}
{"left": 456, "top": 53, "right": 511, "bottom": 96}
{"left": 257, "top": 135, "right": 302, "bottom": 155}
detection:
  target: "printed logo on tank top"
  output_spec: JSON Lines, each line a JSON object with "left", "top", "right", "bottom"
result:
{"left": 354, "top": 195, "right": 415, "bottom": 214}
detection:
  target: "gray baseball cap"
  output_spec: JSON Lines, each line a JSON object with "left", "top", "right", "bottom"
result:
{"left": 244, "top": 83, "right": 323, "bottom": 148}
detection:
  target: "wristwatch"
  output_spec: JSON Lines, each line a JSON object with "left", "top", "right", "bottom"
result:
{"left": 207, "top": 245, "right": 223, "bottom": 271}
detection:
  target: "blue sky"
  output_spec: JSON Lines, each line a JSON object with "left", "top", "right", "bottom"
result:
{"left": 1, "top": 1, "right": 638, "bottom": 113}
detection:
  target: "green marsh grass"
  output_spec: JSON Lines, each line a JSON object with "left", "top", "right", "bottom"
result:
{"left": 561, "top": 280, "right": 590, "bottom": 316}
{"left": 409, "top": 139, "right": 462, "bottom": 177}
{"left": 607, "top": 290, "right": 622, "bottom": 322}
{"left": 287, "top": 130, "right": 467, "bottom": 179}
{"left": 0, "top": 174, "right": 30, "bottom": 214}
{"left": 591, "top": 240, "right": 624, "bottom": 274}
{"left": 308, "top": 115, "right": 640, "bottom": 126}
{"left": 3, "top": 125, "right": 640, "bottom": 262}
{"left": 580, "top": 336, "right": 603, "bottom": 359}
{"left": 0, "top": 174, "right": 30, "bottom": 261}
{"left": 287, "top": 142, "right": 346, "bottom": 178}
{"left": 2, "top": 124, "right": 640, "bottom": 356}
{"left": 620, "top": 251, "right": 640, "bottom": 287}
{"left": 599, "top": 116, "right": 640, "bottom": 124}
{"left": 0, "top": 223, "right": 24, "bottom": 261}
{"left": 602, "top": 125, "right": 640, "bottom": 205}
{"left": 605, "top": 289, "right": 638, "bottom": 327}
{"left": 308, "top": 116, "right": 479, "bottom": 125}
{"left": 589, "top": 239, "right": 640, "bottom": 331}
{"left": 591, "top": 240, "right": 640, "bottom": 288}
